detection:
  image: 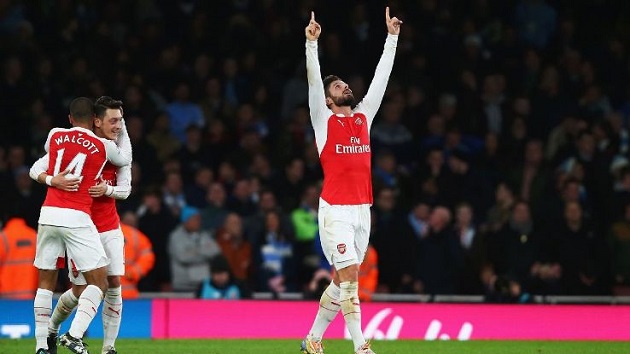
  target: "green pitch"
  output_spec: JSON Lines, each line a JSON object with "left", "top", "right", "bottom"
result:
{"left": 4, "top": 338, "right": 630, "bottom": 354}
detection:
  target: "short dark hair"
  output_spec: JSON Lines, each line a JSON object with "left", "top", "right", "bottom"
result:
{"left": 94, "top": 96, "right": 123, "bottom": 118}
{"left": 69, "top": 97, "right": 95, "bottom": 123}
{"left": 323, "top": 75, "right": 341, "bottom": 97}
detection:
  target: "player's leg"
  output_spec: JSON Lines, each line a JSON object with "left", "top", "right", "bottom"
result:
{"left": 60, "top": 224, "right": 109, "bottom": 354}
{"left": 336, "top": 205, "right": 373, "bottom": 354}
{"left": 100, "top": 229, "right": 124, "bottom": 354}
{"left": 33, "top": 225, "right": 64, "bottom": 354}
{"left": 49, "top": 261, "right": 85, "bottom": 341}
{"left": 348, "top": 205, "right": 374, "bottom": 354}
{"left": 301, "top": 203, "right": 347, "bottom": 354}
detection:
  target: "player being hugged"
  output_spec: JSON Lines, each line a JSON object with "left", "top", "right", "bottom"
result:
{"left": 301, "top": 8, "right": 402, "bottom": 354}
{"left": 30, "top": 97, "right": 132, "bottom": 354}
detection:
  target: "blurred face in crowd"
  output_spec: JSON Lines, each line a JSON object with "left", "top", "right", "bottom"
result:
{"left": 265, "top": 211, "right": 280, "bottom": 232}
{"left": 428, "top": 206, "right": 451, "bottom": 231}
{"left": 184, "top": 213, "right": 202, "bottom": 232}
{"left": 511, "top": 202, "right": 530, "bottom": 224}
{"left": 564, "top": 201, "right": 582, "bottom": 224}
{"left": 412, "top": 203, "right": 431, "bottom": 221}
{"left": 206, "top": 182, "right": 226, "bottom": 206}
{"left": 376, "top": 188, "right": 395, "bottom": 211}
{"left": 456, "top": 204, "right": 473, "bottom": 226}
{"left": 224, "top": 213, "right": 243, "bottom": 238}
{"left": 165, "top": 172, "right": 183, "bottom": 193}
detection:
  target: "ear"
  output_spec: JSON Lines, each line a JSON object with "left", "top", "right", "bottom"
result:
{"left": 68, "top": 114, "right": 74, "bottom": 125}
{"left": 325, "top": 97, "right": 333, "bottom": 107}
{"left": 93, "top": 116, "right": 102, "bottom": 128}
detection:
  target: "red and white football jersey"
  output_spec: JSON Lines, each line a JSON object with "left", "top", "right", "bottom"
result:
{"left": 318, "top": 113, "right": 372, "bottom": 205}
{"left": 306, "top": 34, "right": 398, "bottom": 205}
{"left": 91, "top": 162, "right": 120, "bottom": 233}
{"left": 41, "top": 127, "right": 107, "bottom": 225}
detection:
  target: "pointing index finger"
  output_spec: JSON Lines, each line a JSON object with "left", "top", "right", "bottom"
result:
{"left": 311, "top": 11, "right": 315, "bottom": 22}
{"left": 385, "top": 6, "right": 390, "bottom": 21}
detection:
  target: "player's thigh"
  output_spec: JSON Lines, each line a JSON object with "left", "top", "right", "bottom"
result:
{"left": 354, "top": 205, "right": 371, "bottom": 264}
{"left": 68, "top": 257, "right": 87, "bottom": 286}
{"left": 319, "top": 204, "right": 358, "bottom": 270}
{"left": 100, "top": 228, "right": 124, "bottom": 276}
{"left": 34, "top": 224, "right": 65, "bottom": 270}
{"left": 63, "top": 224, "right": 109, "bottom": 272}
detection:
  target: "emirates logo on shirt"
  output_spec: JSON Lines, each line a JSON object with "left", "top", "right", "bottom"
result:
{"left": 337, "top": 243, "right": 347, "bottom": 254}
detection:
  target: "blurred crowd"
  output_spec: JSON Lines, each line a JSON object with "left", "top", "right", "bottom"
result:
{"left": 3, "top": 0, "right": 630, "bottom": 301}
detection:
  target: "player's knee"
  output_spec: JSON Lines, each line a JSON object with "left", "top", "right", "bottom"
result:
{"left": 336, "top": 263, "right": 359, "bottom": 282}
{"left": 107, "top": 275, "right": 121, "bottom": 288}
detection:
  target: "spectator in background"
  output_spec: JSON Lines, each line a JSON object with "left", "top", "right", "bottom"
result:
{"left": 291, "top": 184, "right": 321, "bottom": 289}
{"left": 254, "top": 210, "right": 296, "bottom": 293}
{"left": 119, "top": 212, "right": 155, "bottom": 299}
{"left": 162, "top": 171, "right": 187, "bottom": 218}
{"left": 415, "top": 206, "right": 462, "bottom": 294}
{"left": 272, "top": 157, "right": 307, "bottom": 212}
{"left": 215, "top": 213, "right": 252, "bottom": 283}
{"left": 0, "top": 216, "right": 38, "bottom": 298}
{"left": 197, "top": 254, "right": 250, "bottom": 299}
{"left": 146, "top": 112, "right": 181, "bottom": 163}
{"left": 454, "top": 202, "right": 486, "bottom": 294}
{"left": 168, "top": 206, "right": 221, "bottom": 292}
{"left": 177, "top": 125, "right": 214, "bottom": 184}
{"left": 547, "top": 201, "right": 609, "bottom": 295}
{"left": 184, "top": 167, "right": 213, "bottom": 209}
{"left": 608, "top": 203, "right": 630, "bottom": 295}
{"left": 200, "top": 182, "right": 229, "bottom": 232}
{"left": 137, "top": 188, "right": 177, "bottom": 292}
{"left": 166, "top": 81, "right": 205, "bottom": 143}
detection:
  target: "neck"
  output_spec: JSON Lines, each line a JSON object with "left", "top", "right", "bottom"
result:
{"left": 331, "top": 106, "right": 352, "bottom": 116}
{"left": 74, "top": 122, "right": 91, "bottom": 130}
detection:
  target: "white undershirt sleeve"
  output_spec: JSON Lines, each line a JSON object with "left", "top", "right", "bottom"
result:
{"left": 106, "top": 164, "right": 132, "bottom": 200}
{"left": 354, "top": 34, "right": 398, "bottom": 129}
{"left": 306, "top": 39, "right": 333, "bottom": 155}
{"left": 29, "top": 154, "right": 49, "bottom": 181}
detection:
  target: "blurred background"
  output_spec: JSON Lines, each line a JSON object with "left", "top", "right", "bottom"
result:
{"left": 2, "top": 0, "right": 630, "bottom": 303}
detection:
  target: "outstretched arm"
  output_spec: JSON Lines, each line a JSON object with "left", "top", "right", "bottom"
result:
{"left": 355, "top": 7, "right": 402, "bottom": 127}
{"left": 305, "top": 11, "right": 332, "bottom": 153}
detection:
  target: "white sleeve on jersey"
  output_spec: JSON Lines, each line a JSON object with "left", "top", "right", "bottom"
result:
{"left": 115, "top": 118, "right": 133, "bottom": 161}
{"left": 29, "top": 153, "right": 49, "bottom": 181}
{"left": 354, "top": 33, "right": 398, "bottom": 129}
{"left": 104, "top": 138, "right": 132, "bottom": 167}
{"left": 306, "top": 39, "right": 333, "bottom": 155}
{"left": 105, "top": 164, "right": 132, "bottom": 200}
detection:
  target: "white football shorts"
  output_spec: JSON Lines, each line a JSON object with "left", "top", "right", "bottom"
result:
{"left": 318, "top": 198, "right": 371, "bottom": 270}
{"left": 34, "top": 223, "right": 109, "bottom": 272}
{"left": 71, "top": 227, "right": 124, "bottom": 285}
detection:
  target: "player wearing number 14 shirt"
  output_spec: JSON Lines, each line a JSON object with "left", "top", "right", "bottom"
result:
{"left": 31, "top": 97, "right": 131, "bottom": 354}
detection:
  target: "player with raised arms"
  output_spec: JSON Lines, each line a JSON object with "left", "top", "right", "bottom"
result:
{"left": 301, "top": 7, "right": 402, "bottom": 354}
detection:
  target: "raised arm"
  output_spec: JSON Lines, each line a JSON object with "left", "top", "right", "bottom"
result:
{"left": 305, "top": 11, "right": 332, "bottom": 153}
{"left": 105, "top": 118, "right": 132, "bottom": 167}
{"left": 354, "top": 7, "right": 402, "bottom": 126}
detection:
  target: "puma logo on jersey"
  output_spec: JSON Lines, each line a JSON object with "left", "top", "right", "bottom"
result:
{"left": 337, "top": 119, "right": 345, "bottom": 127}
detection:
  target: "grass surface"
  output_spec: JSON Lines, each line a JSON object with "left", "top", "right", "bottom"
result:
{"left": 4, "top": 338, "right": 630, "bottom": 354}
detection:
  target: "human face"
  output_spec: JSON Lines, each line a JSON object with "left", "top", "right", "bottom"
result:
{"left": 327, "top": 80, "right": 355, "bottom": 107}
{"left": 94, "top": 108, "right": 123, "bottom": 140}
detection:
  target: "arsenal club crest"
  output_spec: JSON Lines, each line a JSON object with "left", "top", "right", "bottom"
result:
{"left": 355, "top": 117, "right": 363, "bottom": 125}
{"left": 337, "top": 243, "right": 347, "bottom": 254}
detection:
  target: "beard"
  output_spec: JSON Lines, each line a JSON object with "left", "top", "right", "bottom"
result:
{"left": 331, "top": 93, "right": 355, "bottom": 107}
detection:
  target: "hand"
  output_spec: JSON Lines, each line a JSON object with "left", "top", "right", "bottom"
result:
{"left": 305, "top": 11, "right": 321, "bottom": 41}
{"left": 89, "top": 178, "right": 108, "bottom": 197}
{"left": 385, "top": 7, "right": 403, "bottom": 35}
{"left": 52, "top": 170, "right": 81, "bottom": 192}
